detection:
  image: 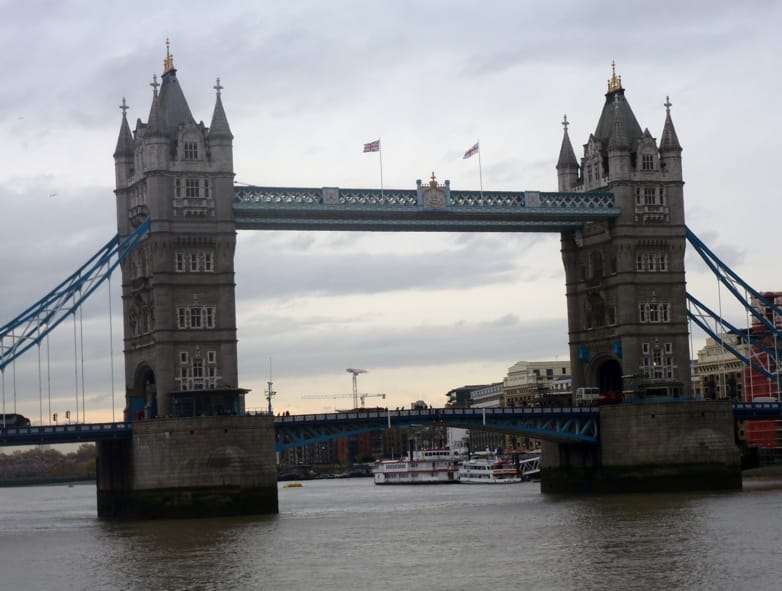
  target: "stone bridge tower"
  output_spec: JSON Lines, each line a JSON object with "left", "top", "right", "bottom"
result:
{"left": 557, "top": 64, "right": 689, "bottom": 399}
{"left": 113, "top": 44, "right": 243, "bottom": 419}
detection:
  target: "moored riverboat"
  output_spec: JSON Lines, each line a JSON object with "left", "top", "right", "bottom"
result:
{"left": 458, "top": 452, "right": 522, "bottom": 484}
{"left": 372, "top": 449, "right": 461, "bottom": 485}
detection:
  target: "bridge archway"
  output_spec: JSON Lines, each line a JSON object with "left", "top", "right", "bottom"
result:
{"left": 594, "top": 357, "right": 622, "bottom": 394}
{"left": 130, "top": 365, "right": 157, "bottom": 420}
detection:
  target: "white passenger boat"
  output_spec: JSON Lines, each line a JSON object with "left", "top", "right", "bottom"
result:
{"left": 372, "top": 449, "right": 461, "bottom": 485}
{"left": 458, "top": 452, "right": 522, "bottom": 484}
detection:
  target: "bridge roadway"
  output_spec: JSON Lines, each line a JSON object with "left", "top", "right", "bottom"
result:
{"left": 0, "top": 403, "right": 779, "bottom": 449}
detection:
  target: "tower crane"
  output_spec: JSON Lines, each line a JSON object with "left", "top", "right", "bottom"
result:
{"left": 346, "top": 368, "right": 367, "bottom": 409}
{"left": 300, "top": 392, "right": 386, "bottom": 409}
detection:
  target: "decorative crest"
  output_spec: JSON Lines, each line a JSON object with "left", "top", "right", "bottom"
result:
{"left": 664, "top": 95, "right": 672, "bottom": 114}
{"left": 214, "top": 77, "right": 223, "bottom": 96}
{"left": 150, "top": 74, "right": 159, "bottom": 96}
{"left": 163, "top": 38, "right": 175, "bottom": 73}
{"left": 119, "top": 97, "right": 129, "bottom": 116}
{"left": 429, "top": 172, "right": 438, "bottom": 187}
{"left": 562, "top": 114, "right": 569, "bottom": 131}
{"left": 607, "top": 60, "right": 623, "bottom": 93}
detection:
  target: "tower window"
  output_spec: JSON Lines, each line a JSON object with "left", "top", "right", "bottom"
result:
{"left": 185, "top": 178, "right": 200, "bottom": 198}
{"left": 639, "top": 303, "right": 671, "bottom": 323}
{"left": 642, "top": 153, "right": 654, "bottom": 170}
{"left": 176, "top": 306, "right": 217, "bottom": 329}
{"left": 184, "top": 142, "right": 199, "bottom": 160}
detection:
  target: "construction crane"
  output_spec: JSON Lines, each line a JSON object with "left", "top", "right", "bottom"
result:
{"left": 346, "top": 368, "right": 367, "bottom": 409}
{"left": 301, "top": 392, "right": 386, "bottom": 409}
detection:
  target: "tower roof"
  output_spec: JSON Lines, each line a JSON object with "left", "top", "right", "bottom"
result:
{"left": 593, "top": 64, "right": 643, "bottom": 153}
{"left": 158, "top": 68, "right": 195, "bottom": 137}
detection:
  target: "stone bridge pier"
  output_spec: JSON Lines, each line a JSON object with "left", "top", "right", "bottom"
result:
{"left": 540, "top": 400, "right": 741, "bottom": 493}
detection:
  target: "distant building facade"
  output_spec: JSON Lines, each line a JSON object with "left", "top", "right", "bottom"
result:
{"left": 503, "top": 360, "right": 571, "bottom": 407}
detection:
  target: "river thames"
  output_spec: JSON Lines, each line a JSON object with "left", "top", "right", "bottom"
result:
{"left": 1, "top": 471, "right": 781, "bottom": 590}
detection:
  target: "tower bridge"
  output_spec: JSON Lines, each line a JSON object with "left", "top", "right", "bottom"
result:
{"left": 0, "top": 49, "right": 753, "bottom": 517}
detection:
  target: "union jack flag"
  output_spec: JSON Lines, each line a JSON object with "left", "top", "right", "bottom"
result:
{"left": 363, "top": 139, "right": 380, "bottom": 153}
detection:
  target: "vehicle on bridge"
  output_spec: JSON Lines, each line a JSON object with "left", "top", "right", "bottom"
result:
{"left": 1, "top": 413, "right": 31, "bottom": 427}
{"left": 575, "top": 388, "right": 623, "bottom": 406}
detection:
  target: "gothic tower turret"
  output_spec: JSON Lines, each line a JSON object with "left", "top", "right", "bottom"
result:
{"left": 659, "top": 96, "right": 683, "bottom": 180}
{"left": 114, "top": 42, "right": 243, "bottom": 419}
{"left": 559, "top": 63, "right": 690, "bottom": 399}
{"left": 556, "top": 115, "right": 579, "bottom": 191}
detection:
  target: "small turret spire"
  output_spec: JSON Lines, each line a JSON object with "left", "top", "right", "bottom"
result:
{"left": 660, "top": 95, "right": 681, "bottom": 152}
{"left": 114, "top": 97, "right": 134, "bottom": 159}
{"left": 556, "top": 114, "right": 579, "bottom": 190}
{"left": 163, "top": 38, "right": 175, "bottom": 74}
{"left": 209, "top": 76, "right": 233, "bottom": 140}
{"left": 607, "top": 60, "right": 623, "bottom": 93}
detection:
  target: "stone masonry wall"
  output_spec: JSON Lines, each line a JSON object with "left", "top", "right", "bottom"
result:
{"left": 131, "top": 415, "right": 277, "bottom": 489}
{"left": 599, "top": 400, "right": 740, "bottom": 467}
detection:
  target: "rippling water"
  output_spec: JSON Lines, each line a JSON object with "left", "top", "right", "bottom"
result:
{"left": 1, "top": 472, "right": 781, "bottom": 590}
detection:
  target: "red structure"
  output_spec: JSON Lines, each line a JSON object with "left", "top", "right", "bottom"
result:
{"left": 742, "top": 292, "right": 782, "bottom": 452}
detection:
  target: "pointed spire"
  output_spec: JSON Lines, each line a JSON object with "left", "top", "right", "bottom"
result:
{"left": 556, "top": 114, "right": 578, "bottom": 170}
{"left": 208, "top": 77, "right": 233, "bottom": 140}
{"left": 146, "top": 74, "right": 164, "bottom": 135}
{"left": 607, "top": 60, "right": 623, "bottom": 93}
{"left": 163, "top": 38, "right": 175, "bottom": 74}
{"left": 660, "top": 95, "right": 681, "bottom": 152}
{"left": 114, "top": 97, "right": 134, "bottom": 157}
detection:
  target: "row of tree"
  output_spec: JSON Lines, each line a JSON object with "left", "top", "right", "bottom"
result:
{"left": 0, "top": 444, "right": 96, "bottom": 484}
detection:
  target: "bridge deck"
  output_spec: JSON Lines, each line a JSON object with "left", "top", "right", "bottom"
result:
{"left": 233, "top": 186, "right": 619, "bottom": 232}
{"left": 1, "top": 403, "right": 777, "bottom": 448}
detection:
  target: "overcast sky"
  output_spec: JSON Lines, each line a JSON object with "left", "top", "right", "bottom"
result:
{"left": 1, "top": 1, "right": 780, "bottom": 422}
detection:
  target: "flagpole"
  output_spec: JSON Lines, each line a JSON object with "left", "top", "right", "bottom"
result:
{"left": 477, "top": 141, "right": 483, "bottom": 199}
{"left": 379, "top": 137, "right": 384, "bottom": 199}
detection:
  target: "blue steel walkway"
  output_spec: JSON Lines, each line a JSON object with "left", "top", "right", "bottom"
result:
{"left": 1, "top": 403, "right": 779, "bottom": 449}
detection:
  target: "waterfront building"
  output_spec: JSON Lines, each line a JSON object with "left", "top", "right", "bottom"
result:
{"left": 692, "top": 333, "right": 746, "bottom": 400}
{"left": 503, "top": 360, "right": 571, "bottom": 407}
{"left": 470, "top": 382, "right": 504, "bottom": 408}
{"left": 445, "top": 384, "right": 491, "bottom": 407}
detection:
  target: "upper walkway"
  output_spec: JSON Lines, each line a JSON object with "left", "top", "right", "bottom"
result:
{"left": 233, "top": 184, "right": 619, "bottom": 232}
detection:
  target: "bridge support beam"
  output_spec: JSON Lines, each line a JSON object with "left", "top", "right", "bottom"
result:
{"left": 540, "top": 401, "right": 742, "bottom": 493}
{"left": 96, "top": 416, "right": 278, "bottom": 519}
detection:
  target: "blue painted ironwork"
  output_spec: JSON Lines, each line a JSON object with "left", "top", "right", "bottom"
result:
{"left": 0, "top": 219, "right": 151, "bottom": 372}
{"left": 731, "top": 401, "right": 782, "bottom": 419}
{"left": 233, "top": 184, "right": 618, "bottom": 232}
{"left": 1, "top": 403, "right": 774, "bottom": 448}
{"left": 273, "top": 406, "right": 600, "bottom": 452}
{"left": 686, "top": 227, "right": 782, "bottom": 339}
{"left": 686, "top": 226, "right": 782, "bottom": 388}
{"left": 687, "top": 293, "right": 779, "bottom": 382}
{"left": 0, "top": 421, "right": 132, "bottom": 446}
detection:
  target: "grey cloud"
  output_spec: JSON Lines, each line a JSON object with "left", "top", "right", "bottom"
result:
{"left": 237, "top": 312, "right": 569, "bottom": 384}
